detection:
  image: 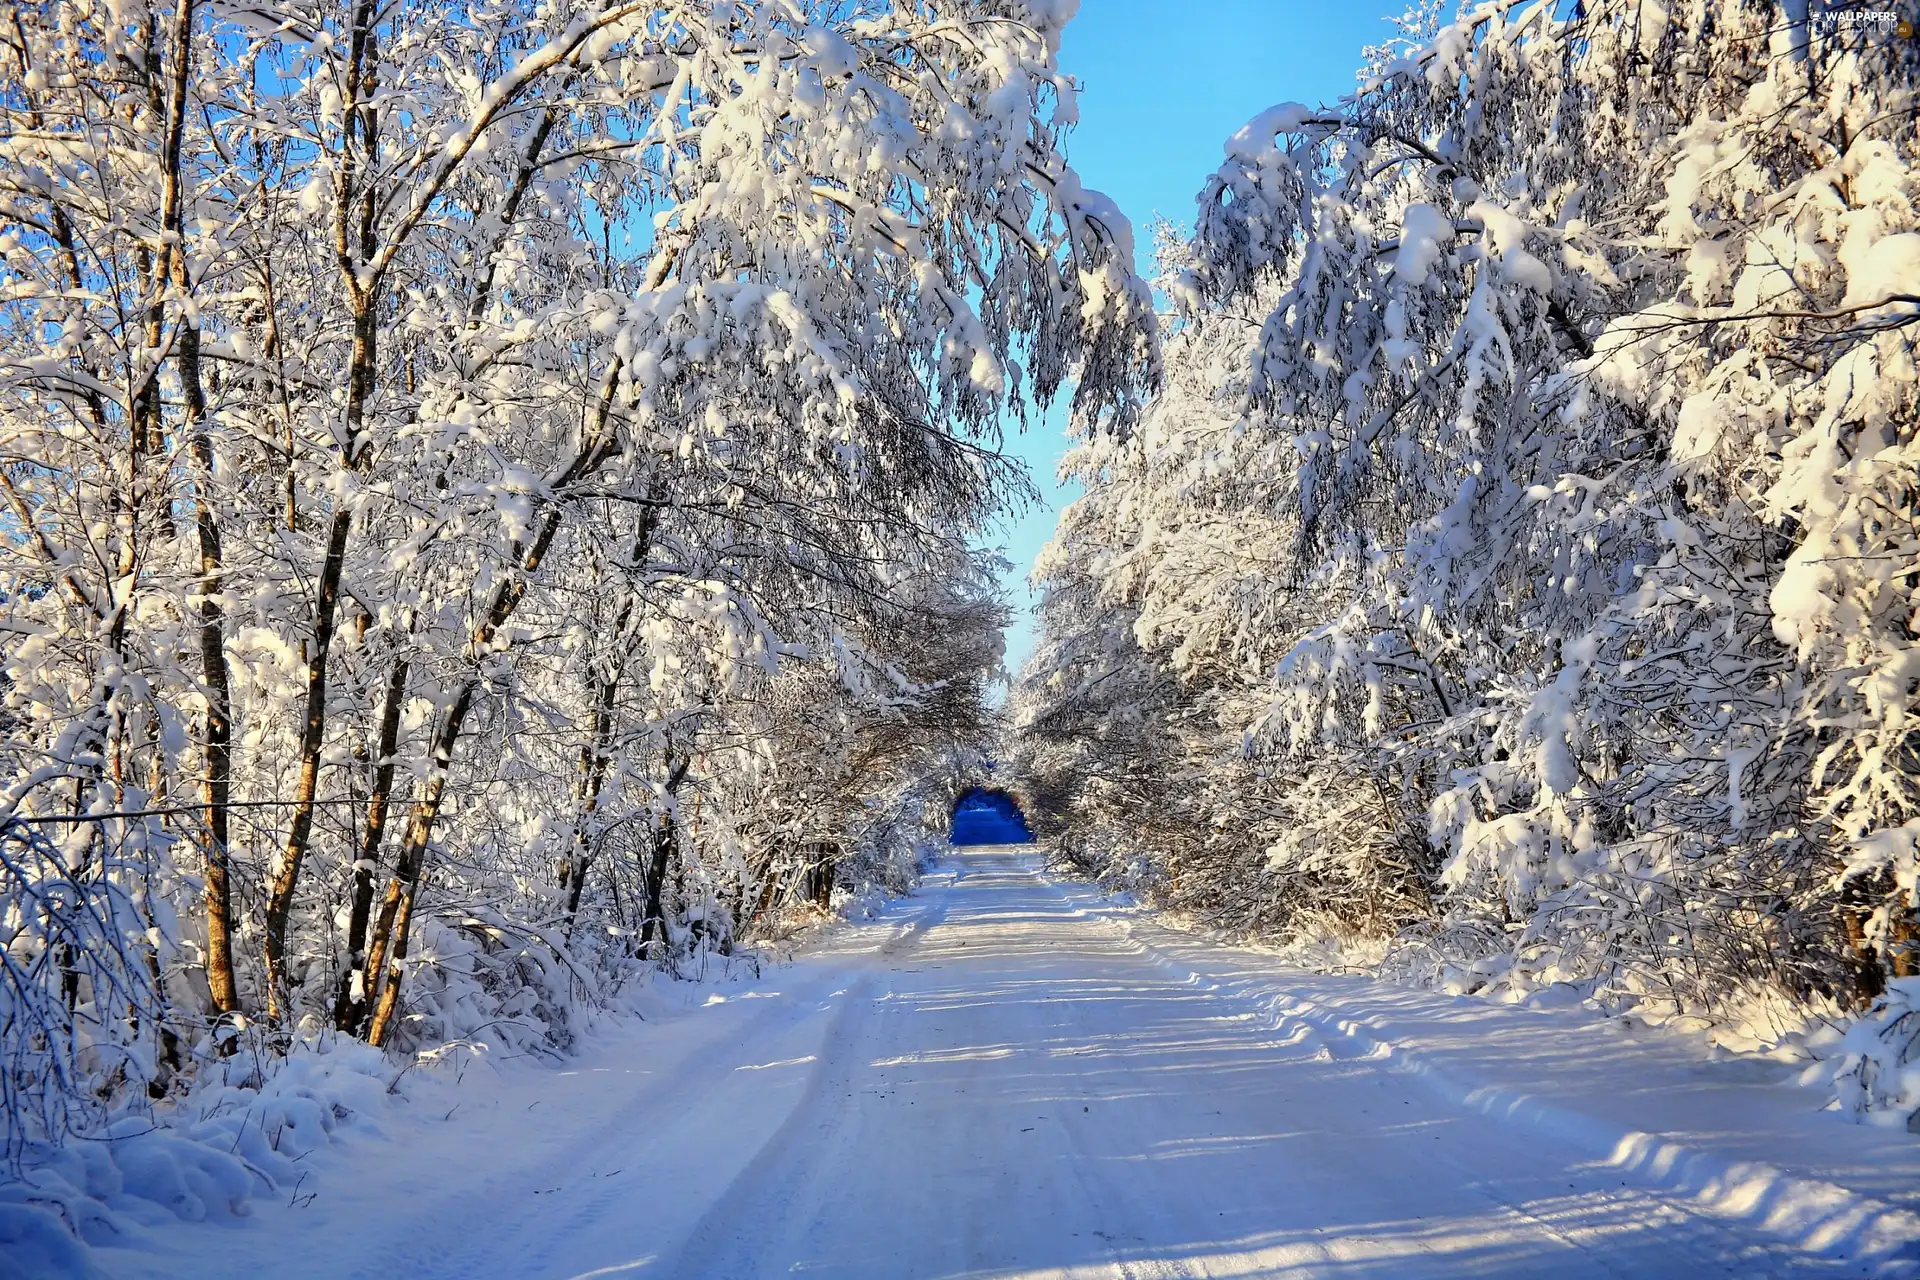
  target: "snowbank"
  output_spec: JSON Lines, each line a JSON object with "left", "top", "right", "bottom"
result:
{"left": 0, "top": 859, "right": 916, "bottom": 1277}
{"left": 0, "top": 1033, "right": 393, "bottom": 1278}
{"left": 1047, "top": 871, "right": 1920, "bottom": 1275}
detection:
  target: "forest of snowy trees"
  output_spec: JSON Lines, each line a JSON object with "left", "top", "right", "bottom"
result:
{"left": 1013, "top": 0, "right": 1920, "bottom": 1116}
{"left": 5, "top": 0, "right": 1920, "bottom": 1252}
{"left": 0, "top": 0, "right": 1153, "bottom": 1170}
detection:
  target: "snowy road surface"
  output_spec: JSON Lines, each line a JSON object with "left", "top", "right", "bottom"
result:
{"left": 106, "top": 847, "right": 1919, "bottom": 1279}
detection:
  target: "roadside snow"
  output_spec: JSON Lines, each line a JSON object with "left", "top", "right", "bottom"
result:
{"left": 29, "top": 849, "right": 1920, "bottom": 1279}
{"left": 1072, "top": 881, "right": 1920, "bottom": 1274}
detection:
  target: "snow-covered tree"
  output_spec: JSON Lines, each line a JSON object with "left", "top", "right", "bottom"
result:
{"left": 0, "top": 0, "right": 1153, "bottom": 1151}
{"left": 1018, "top": 0, "right": 1917, "bottom": 1053}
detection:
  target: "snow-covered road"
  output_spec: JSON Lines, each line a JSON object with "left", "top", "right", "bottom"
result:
{"left": 105, "top": 847, "right": 1918, "bottom": 1279}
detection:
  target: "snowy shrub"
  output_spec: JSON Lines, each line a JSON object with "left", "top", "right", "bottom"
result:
{"left": 1834, "top": 980, "right": 1920, "bottom": 1130}
{"left": 378, "top": 916, "right": 593, "bottom": 1058}
{"left": 1015, "top": 0, "right": 1919, "bottom": 1118}
{"left": 1377, "top": 917, "right": 1512, "bottom": 995}
{"left": 0, "top": 822, "right": 177, "bottom": 1170}
{"left": 0, "top": 1031, "right": 394, "bottom": 1272}
{"left": 840, "top": 782, "right": 952, "bottom": 900}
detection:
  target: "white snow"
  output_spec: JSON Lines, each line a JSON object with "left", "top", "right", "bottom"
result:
{"left": 70, "top": 848, "right": 1920, "bottom": 1280}
{"left": 1395, "top": 204, "right": 1457, "bottom": 286}
{"left": 1841, "top": 232, "right": 1920, "bottom": 310}
{"left": 1226, "top": 103, "right": 1317, "bottom": 160}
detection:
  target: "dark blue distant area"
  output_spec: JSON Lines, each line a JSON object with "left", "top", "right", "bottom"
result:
{"left": 950, "top": 787, "right": 1032, "bottom": 845}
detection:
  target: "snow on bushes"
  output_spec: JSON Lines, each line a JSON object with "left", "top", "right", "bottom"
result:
{"left": 1834, "top": 980, "right": 1920, "bottom": 1131}
{"left": 0, "top": 0, "right": 1151, "bottom": 1245}
{"left": 1015, "top": 0, "right": 1919, "bottom": 1121}
{"left": 0, "top": 1032, "right": 392, "bottom": 1275}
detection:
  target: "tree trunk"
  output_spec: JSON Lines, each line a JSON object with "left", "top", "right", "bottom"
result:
{"left": 1839, "top": 870, "right": 1892, "bottom": 1007}
{"left": 640, "top": 814, "right": 677, "bottom": 957}
{"left": 265, "top": 302, "right": 374, "bottom": 1023}
{"left": 333, "top": 654, "right": 407, "bottom": 1032}
{"left": 640, "top": 755, "right": 693, "bottom": 956}
{"left": 184, "top": 320, "right": 240, "bottom": 1016}
{"left": 358, "top": 365, "right": 623, "bottom": 1041}
{"left": 560, "top": 668, "right": 617, "bottom": 940}
{"left": 810, "top": 842, "right": 838, "bottom": 910}
{"left": 363, "top": 680, "right": 475, "bottom": 1047}
{"left": 156, "top": 0, "right": 239, "bottom": 1018}
{"left": 750, "top": 852, "right": 784, "bottom": 925}
{"left": 561, "top": 504, "right": 659, "bottom": 940}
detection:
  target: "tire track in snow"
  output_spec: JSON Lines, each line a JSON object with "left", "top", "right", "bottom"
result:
{"left": 943, "top": 851, "right": 1200, "bottom": 1280}
{"left": 360, "top": 899, "right": 947, "bottom": 1279}
{"left": 653, "top": 960, "right": 894, "bottom": 1274}
{"left": 657, "top": 850, "right": 1182, "bottom": 1280}
{"left": 609, "top": 891, "right": 951, "bottom": 1277}
{"left": 130, "top": 851, "right": 1902, "bottom": 1279}
{"left": 1033, "top": 858, "right": 1893, "bottom": 1277}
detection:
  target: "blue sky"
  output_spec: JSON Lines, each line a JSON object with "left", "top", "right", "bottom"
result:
{"left": 986, "top": 0, "right": 1416, "bottom": 682}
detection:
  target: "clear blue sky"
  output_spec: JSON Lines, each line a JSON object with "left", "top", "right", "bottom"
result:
{"left": 986, "top": 0, "right": 1414, "bottom": 683}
